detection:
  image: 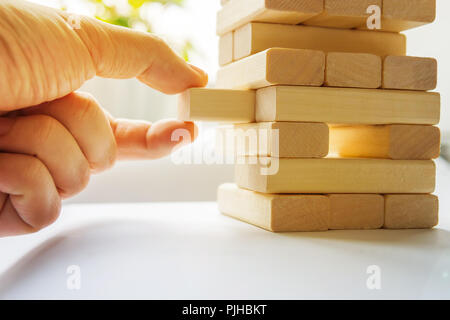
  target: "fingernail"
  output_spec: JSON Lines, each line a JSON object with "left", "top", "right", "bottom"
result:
{"left": 181, "top": 121, "right": 198, "bottom": 142}
{"left": 0, "top": 117, "right": 15, "bottom": 136}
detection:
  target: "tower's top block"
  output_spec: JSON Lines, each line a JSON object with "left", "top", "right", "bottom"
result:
{"left": 217, "top": 0, "right": 323, "bottom": 35}
{"left": 217, "top": 0, "right": 436, "bottom": 35}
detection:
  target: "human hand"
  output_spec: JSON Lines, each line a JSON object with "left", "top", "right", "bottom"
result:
{"left": 0, "top": 0, "right": 208, "bottom": 236}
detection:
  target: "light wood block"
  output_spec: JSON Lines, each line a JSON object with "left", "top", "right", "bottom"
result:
{"left": 380, "top": 0, "right": 436, "bottom": 32}
{"left": 233, "top": 22, "right": 406, "bottom": 62}
{"left": 330, "top": 125, "right": 441, "bottom": 160}
{"left": 305, "top": 0, "right": 382, "bottom": 28}
{"left": 217, "top": 122, "right": 329, "bottom": 158}
{"left": 216, "top": 0, "right": 323, "bottom": 36}
{"left": 177, "top": 88, "right": 255, "bottom": 123}
{"left": 256, "top": 86, "right": 440, "bottom": 125}
{"left": 218, "top": 32, "right": 233, "bottom": 66}
{"left": 216, "top": 48, "right": 325, "bottom": 89}
{"left": 329, "top": 194, "right": 384, "bottom": 230}
{"left": 325, "top": 52, "right": 381, "bottom": 89}
{"left": 382, "top": 56, "right": 437, "bottom": 91}
{"left": 218, "top": 183, "right": 330, "bottom": 232}
{"left": 384, "top": 194, "right": 439, "bottom": 229}
{"left": 235, "top": 158, "right": 436, "bottom": 194}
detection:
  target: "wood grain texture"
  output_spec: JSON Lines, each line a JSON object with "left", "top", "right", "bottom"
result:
{"left": 233, "top": 22, "right": 406, "bottom": 62}
{"left": 256, "top": 86, "right": 440, "bottom": 125}
{"left": 216, "top": 48, "right": 325, "bottom": 89}
{"left": 218, "top": 183, "right": 330, "bottom": 232}
{"left": 330, "top": 125, "right": 441, "bottom": 160}
{"left": 217, "top": 122, "right": 329, "bottom": 158}
{"left": 329, "top": 194, "right": 384, "bottom": 230}
{"left": 216, "top": 0, "right": 323, "bottom": 35}
{"left": 380, "top": 0, "right": 436, "bottom": 32}
{"left": 305, "top": 0, "right": 382, "bottom": 28}
{"left": 219, "top": 32, "right": 234, "bottom": 66}
{"left": 177, "top": 88, "right": 255, "bottom": 123}
{"left": 235, "top": 158, "right": 436, "bottom": 194}
{"left": 382, "top": 56, "right": 437, "bottom": 91}
{"left": 325, "top": 52, "right": 381, "bottom": 89}
{"left": 384, "top": 194, "right": 439, "bottom": 229}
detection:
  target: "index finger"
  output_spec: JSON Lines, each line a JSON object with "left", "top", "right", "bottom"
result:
{"left": 63, "top": 12, "right": 209, "bottom": 94}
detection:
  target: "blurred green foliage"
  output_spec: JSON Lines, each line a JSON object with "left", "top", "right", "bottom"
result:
{"left": 62, "top": 0, "right": 194, "bottom": 60}
{"left": 89, "top": 0, "right": 184, "bottom": 31}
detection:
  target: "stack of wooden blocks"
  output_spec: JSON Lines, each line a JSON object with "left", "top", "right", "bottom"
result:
{"left": 178, "top": 0, "right": 440, "bottom": 232}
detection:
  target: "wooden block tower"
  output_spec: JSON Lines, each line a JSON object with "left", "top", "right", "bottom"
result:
{"left": 178, "top": 0, "right": 440, "bottom": 232}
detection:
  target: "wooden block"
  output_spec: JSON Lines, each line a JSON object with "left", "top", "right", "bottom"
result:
{"left": 216, "top": 48, "right": 325, "bottom": 89}
{"left": 218, "top": 32, "right": 233, "bottom": 66}
{"left": 217, "top": 122, "right": 329, "bottom": 158}
{"left": 305, "top": 0, "right": 382, "bottom": 28}
{"left": 330, "top": 125, "right": 441, "bottom": 160}
{"left": 380, "top": 0, "right": 436, "bottom": 32}
{"left": 217, "top": 183, "right": 330, "bottom": 232}
{"left": 218, "top": 33, "right": 233, "bottom": 67}
{"left": 256, "top": 86, "right": 440, "bottom": 125}
{"left": 216, "top": 0, "right": 323, "bottom": 36}
{"left": 235, "top": 158, "right": 436, "bottom": 194}
{"left": 384, "top": 194, "right": 439, "bottom": 229}
{"left": 329, "top": 194, "right": 384, "bottom": 230}
{"left": 325, "top": 52, "right": 381, "bottom": 89}
{"left": 382, "top": 56, "right": 437, "bottom": 91}
{"left": 177, "top": 88, "right": 255, "bottom": 123}
{"left": 233, "top": 22, "right": 406, "bottom": 62}
{"left": 220, "top": 0, "right": 229, "bottom": 5}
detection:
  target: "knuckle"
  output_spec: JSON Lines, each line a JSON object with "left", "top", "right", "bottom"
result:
{"left": 91, "top": 140, "right": 117, "bottom": 172}
{"left": 24, "top": 155, "right": 49, "bottom": 184}
{"left": 72, "top": 92, "right": 117, "bottom": 172}
{"left": 33, "top": 197, "right": 62, "bottom": 231}
{"left": 22, "top": 157, "right": 62, "bottom": 230}
{"left": 63, "top": 160, "right": 90, "bottom": 198}
{"left": 78, "top": 161, "right": 91, "bottom": 189}
{"left": 72, "top": 92, "right": 102, "bottom": 122}
{"left": 32, "top": 114, "right": 60, "bottom": 144}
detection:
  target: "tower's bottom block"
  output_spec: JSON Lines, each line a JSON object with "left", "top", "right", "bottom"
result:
{"left": 217, "top": 183, "right": 439, "bottom": 232}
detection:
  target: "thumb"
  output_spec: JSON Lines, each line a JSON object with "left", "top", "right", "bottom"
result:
{"left": 61, "top": 12, "right": 208, "bottom": 94}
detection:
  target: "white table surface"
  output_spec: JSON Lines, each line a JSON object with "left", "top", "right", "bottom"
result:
{"left": 1, "top": 159, "right": 450, "bottom": 300}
